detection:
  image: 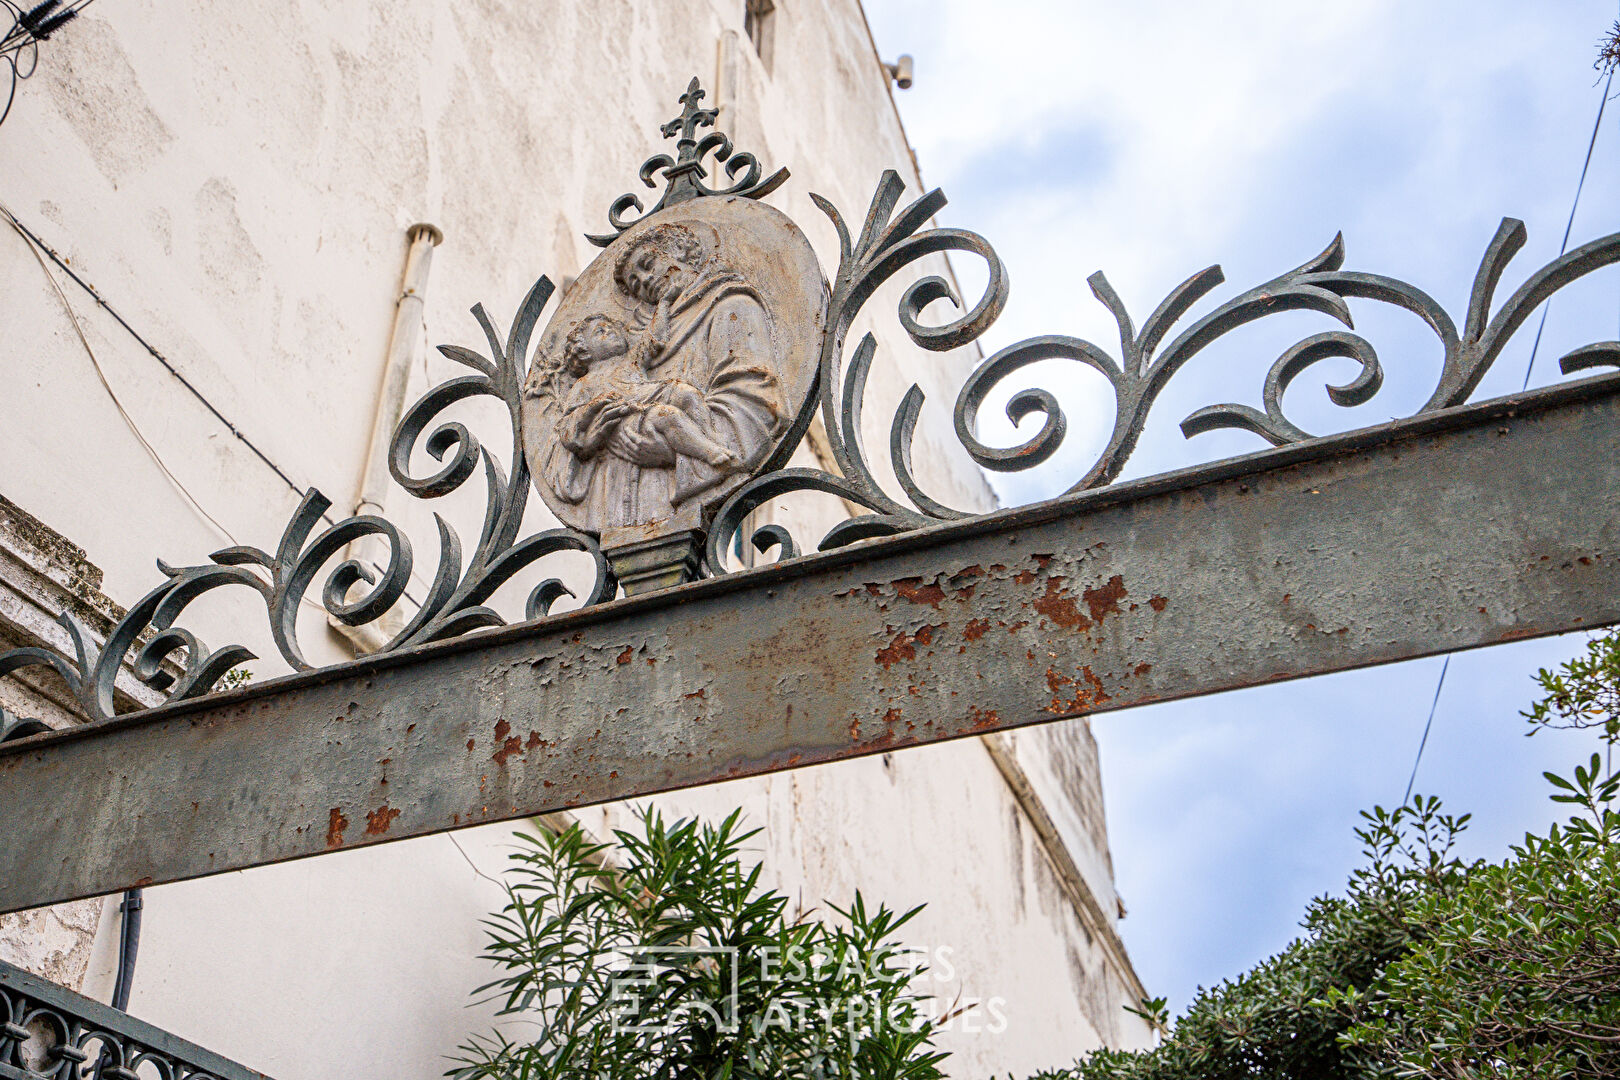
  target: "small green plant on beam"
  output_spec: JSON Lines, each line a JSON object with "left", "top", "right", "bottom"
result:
{"left": 215, "top": 666, "right": 253, "bottom": 691}
{"left": 449, "top": 808, "right": 949, "bottom": 1080}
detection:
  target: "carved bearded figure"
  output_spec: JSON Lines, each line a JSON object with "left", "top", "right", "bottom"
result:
{"left": 539, "top": 222, "right": 788, "bottom": 533}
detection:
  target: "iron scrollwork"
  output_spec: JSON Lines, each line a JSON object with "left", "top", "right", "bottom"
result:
{"left": 586, "top": 76, "right": 788, "bottom": 248}
{"left": 1, "top": 957, "right": 268, "bottom": 1080}
{"left": 4, "top": 74, "right": 1620, "bottom": 724}
{"left": 705, "top": 171, "right": 1620, "bottom": 570}
{"left": 0, "top": 278, "right": 614, "bottom": 725}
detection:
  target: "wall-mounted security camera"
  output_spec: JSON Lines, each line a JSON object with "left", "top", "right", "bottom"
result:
{"left": 884, "top": 54, "right": 914, "bottom": 90}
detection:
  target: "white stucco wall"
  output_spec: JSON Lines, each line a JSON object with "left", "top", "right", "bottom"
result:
{"left": 0, "top": 1, "right": 1153, "bottom": 1076}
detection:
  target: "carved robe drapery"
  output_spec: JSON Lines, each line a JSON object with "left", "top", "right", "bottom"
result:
{"left": 543, "top": 268, "right": 786, "bottom": 530}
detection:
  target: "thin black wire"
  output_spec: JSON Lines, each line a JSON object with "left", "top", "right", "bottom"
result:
{"left": 4, "top": 204, "right": 432, "bottom": 610}
{"left": 1, "top": 205, "right": 323, "bottom": 509}
{"left": 1522, "top": 67, "right": 1614, "bottom": 390}
{"left": 1404, "top": 63, "right": 1619, "bottom": 805}
{"left": 1402, "top": 655, "right": 1450, "bottom": 805}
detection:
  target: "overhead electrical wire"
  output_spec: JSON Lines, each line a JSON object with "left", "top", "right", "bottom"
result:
{"left": 3, "top": 204, "right": 243, "bottom": 545}
{"left": 1, "top": 200, "right": 429, "bottom": 608}
{"left": 1522, "top": 66, "right": 1614, "bottom": 390}
{"left": 1404, "top": 59, "right": 1616, "bottom": 806}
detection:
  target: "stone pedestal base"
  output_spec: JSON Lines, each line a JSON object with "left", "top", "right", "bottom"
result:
{"left": 603, "top": 529, "right": 704, "bottom": 596}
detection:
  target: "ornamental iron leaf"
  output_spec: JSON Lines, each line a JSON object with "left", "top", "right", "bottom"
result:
{"left": 704, "top": 172, "right": 1620, "bottom": 570}
{"left": 3, "top": 78, "right": 1620, "bottom": 727}
{"left": 0, "top": 279, "right": 614, "bottom": 724}
{"left": 585, "top": 77, "right": 789, "bottom": 247}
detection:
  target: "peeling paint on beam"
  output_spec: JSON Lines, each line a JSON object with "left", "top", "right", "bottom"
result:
{"left": 3, "top": 375, "right": 1620, "bottom": 914}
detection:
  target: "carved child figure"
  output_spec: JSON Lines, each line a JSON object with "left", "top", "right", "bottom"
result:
{"left": 555, "top": 313, "right": 742, "bottom": 506}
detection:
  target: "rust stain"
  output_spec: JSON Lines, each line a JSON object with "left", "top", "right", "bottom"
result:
{"left": 849, "top": 718, "right": 862, "bottom": 740}
{"left": 1133, "top": 662, "right": 1153, "bottom": 677}
{"left": 892, "top": 576, "right": 947, "bottom": 607}
{"left": 466, "top": 738, "right": 476, "bottom": 752}
{"left": 966, "top": 705, "right": 1000, "bottom": 731}
{"left": 875, "top": 624, "right": 941, "bottom": 669}
{"left": 684, "top": 688, "right": 707, "bottom": 700}
{"left": 1148, "top": 595, "right": 1169, "bottom": 612}
{"left": 365, "top": 803, "right": 401, "bottom": 836}
{"left": 1045, "top": 665, "right": 1111, "bottom": 714}
{"left": 616, "top": 646, "right": 634, "bottom": 664}
{"left": 326, "top": 807, "right": 349, "bottom": 849}
{"left": 950, "top": 565, "right": 985, "bottom": 582}
{"left": 963, "top": 617, "right": 992, "bottom": 642}
{"left": 493, "top": 735, "right": 524, "bottom": 765}
{"left": 1083, "top": 574, "right": 1127, "bottom": 623}
{"left": 527, "top": 731, "right": 545, "bottom": 750}
{"left": 494, "top": 719, "right": 511, "bottom": 742}
{"left": 1033, "top": 577, "right": 1092, "bottom": 630}
{"left": 884, "top": 707, "right": 902, "bottom": 724}
{"left": 860, "top": 729, "right": 899, "bottom": 750}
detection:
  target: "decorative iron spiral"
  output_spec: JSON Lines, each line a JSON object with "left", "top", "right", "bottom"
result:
{"left": 706, "top": 173, "right": 1620, "bottom": 574}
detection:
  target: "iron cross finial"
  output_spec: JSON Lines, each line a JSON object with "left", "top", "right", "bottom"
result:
{"left": 660, "top": 76, "right": 719, "bottom": 151}
{"left": 586, "top": 75, "right": 789, "bottom": 247}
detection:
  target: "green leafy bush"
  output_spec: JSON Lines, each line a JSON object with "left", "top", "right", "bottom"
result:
{"left": 1030, "top": 630, "right": 1620, "bottom": 1080}
{"left": 1332, "top": 753, "right": 1620, "bottom": 1078}
{"left": 451, "top": 809, "right": 947, "bottom": 1080}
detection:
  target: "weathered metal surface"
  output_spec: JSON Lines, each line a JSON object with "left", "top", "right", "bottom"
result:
{"left": 3, "top": 374, "right": 1618, "bottom": 914}
{"left": 0, "top": 957, "right": 272, "bottom": 1079}
{"left": 5, "top": 95, "right": 1619, "bottom": 724}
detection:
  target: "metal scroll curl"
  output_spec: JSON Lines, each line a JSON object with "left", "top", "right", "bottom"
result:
{"left": 706, "top": 172, "right": 1620, "bottom": 574}
{"left": 587, "top": 77, "right": 789, "bottom": 247}
{"left": 0, "top": 276, "right": 615, "bottom": 725}
{"left": 705, "top": 170, "right": 1010, "bottom": 572}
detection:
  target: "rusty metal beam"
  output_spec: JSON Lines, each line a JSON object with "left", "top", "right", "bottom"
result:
{"left": 3, "top": 375, "right": 1619, "bottom": 914}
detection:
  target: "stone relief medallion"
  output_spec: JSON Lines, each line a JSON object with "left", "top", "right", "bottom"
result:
{"left": 521, "top": 195, "right": 828, "bottom": 550}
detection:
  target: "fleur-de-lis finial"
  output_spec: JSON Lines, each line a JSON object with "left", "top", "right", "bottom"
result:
{"left": 661, "top": 76, "right": 718, "bottom": 146}
{"left": 586, "top": 76, "right": 788, "bottom": 247}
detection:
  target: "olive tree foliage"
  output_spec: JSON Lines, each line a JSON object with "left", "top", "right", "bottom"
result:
{"left": 450, "top": 809, "right": 947, "bottom": 1080}
{"left": 1026, "top": 630, "right": 1620, "bottom": 1080}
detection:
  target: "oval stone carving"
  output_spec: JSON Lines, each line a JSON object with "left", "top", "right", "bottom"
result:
{"left": 522, "top": 196, "right": 828, "bottom": 543}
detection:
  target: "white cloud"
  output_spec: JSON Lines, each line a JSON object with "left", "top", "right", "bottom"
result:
{"left": 866, "top": 0, "right": 1620, "bottom": 1016}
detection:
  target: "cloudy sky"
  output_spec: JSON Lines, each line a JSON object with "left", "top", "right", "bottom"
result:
{"left": 863, "top": 1, "right": 1620, "bottom": 1017}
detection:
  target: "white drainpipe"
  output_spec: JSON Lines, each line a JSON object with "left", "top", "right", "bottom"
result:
{"left": 332, "top": 222, "right": 443, "bottom": 654}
